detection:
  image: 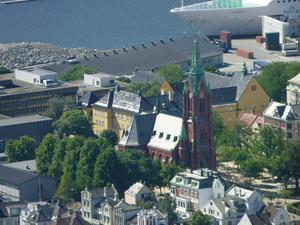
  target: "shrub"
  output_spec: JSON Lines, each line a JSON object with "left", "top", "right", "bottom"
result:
{"left": 287, "top": 202, "right": 300, "bottom": 215}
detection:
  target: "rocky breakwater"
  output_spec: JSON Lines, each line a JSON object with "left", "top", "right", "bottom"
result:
{"left": 0, "top": 42, "right": 102, "bottom": 69}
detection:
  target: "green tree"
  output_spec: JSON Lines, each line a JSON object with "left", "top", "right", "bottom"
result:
{"left": 60, "top": 65, "right": 96, "bottom": 81}
{"left": 127, "top": 82, "right": 161, "bottom": 97}
{"left": 56, "top": 136, "right": 84, "bottom": 200}
{"left": 36, "top": 134, "right": 58, "bottom": 175}
{"left": 257, "top": 62, "right": 300, "bottom": 102}
{"left": 48, "top": 138, "right": 68, "bottom": 180}
{"left": 160, "top": 162, "right": 182, "bottom": 187}
{"left": 5, "top": 136, "right": 35, "bottom": 162}
{"left": 45, "top": 96, "right": 74, "bottom": 121}
{"left": 76, "top": 138, "right": 102, "bottom": 190}
{"left": 213, "top": 111, "right": 224, "bottom": 139}
{"left": 93, "top": 147, "right": 120, "bottom": 188}
{"left": 188, "top": 211, "right": 211, "bottom": 225}
{"left": 240, "top": 158, "right": 264, "bottom": 184}
{"left": 158, "top": 64, "right": 185, "bottom": 83}
{"left": 286, "top": 138, "right": 300, "bottom": 193}
{"left": 280, "top": 190, "right": 294, "bottom": 203}
{"left": 159, "top": 194, "right": 177, "bottom": 225}
{"left": 54, "top": 110, "right": 93, "bottom": 137}
{"left": 216, "top": 145, "right": 237, "bottom": 163}
{"left": 100, "top": 129, "right": 118, "bottom": 146}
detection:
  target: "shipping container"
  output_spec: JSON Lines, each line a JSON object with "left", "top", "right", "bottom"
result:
{"left": 265, "top": 32, "right": 280, "bottom": 45}
{"left": 256, "top": 36, "right": 265, "bottom": 44}
{"left": 236, "top": 48, "right": 254, "bottom": 59}
{"left": 220, "top": 31, "right": 232, "bottom": 49}
{"left": 282, "top": 50, "right": 299, "bottom": 57}
{"left": 282, "top": 43, "right": 297, "bottom": 51}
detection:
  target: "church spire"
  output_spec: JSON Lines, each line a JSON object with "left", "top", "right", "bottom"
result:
{"left": 189, "top": 38, "right": 204, "bottom": 78}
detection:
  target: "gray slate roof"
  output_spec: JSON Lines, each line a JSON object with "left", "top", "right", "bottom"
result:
{"left": 3, "top": 159, "right": 36, "bottom": 173}
{"left": 78, "top": 92, "right": 99, "bottom": 107}
{"left": 0, "top": 164, "right": 37, "bottom": 186}
{"left": 119, "top": 113, "right": 157, "bottom": 147}
{"left": 45, "top": 36, "right": 222, "bottom": 76}
{"left": 0, "top": 115, "right": 52, "bottom": 127}
{"left": 131, "top": 70, "right": 164, "bottom": 84}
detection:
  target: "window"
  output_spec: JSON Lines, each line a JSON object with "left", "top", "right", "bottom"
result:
{"left": 287, "top": 132, "right": 292, "bottom": 139}
{"left": 152, "top": 130, "right": 157, "bottom": 136}
{"left": 166, "top": 134, "right": 171, "bottom": 140}
{"left": 96, "top": 81, "right": 100, "bottom": 86}
{"left": 251, "top": 85, "right": 257, "bottom": 92}
{"left": 199, "top": 98, "right": 205, "bottom": 112}
{"left": 173, "top": 136, "right": 178, "bottom": 142}
{"left": 159, "top": 132, "right": 164, "bottom": 138}
{"left": 287, "top": 123, "right": 292, "bottom": 129}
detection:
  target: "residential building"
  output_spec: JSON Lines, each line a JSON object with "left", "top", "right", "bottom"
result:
{"left": 124, "top": 182, "right": 154, "bottom": 205}
{"left": 93, "top": 86, "right": 181, "bottom": 139}
{"left": 81, "top": 185, "right": 118, "bottom": 225}
{"left": 161, "top": 72, "right": 270, "bottom": 127}
{"left": 47, "top": 36, "right": 223, "bottom": 76}
{"left": 15, "top": 67, "right": 58, "bottom": 87}
{"left": 287, "top": 73, "right": 300, "bottom": 105}
{"left": 226, "top": 186, "right": 264, "bottom": 216}
{"left": 77, "top": 91, "right": 100, "bottom": 118}
{"left": 237, "top": 206, "right": 291, "bottom": 225}
{"left": 136, "top": 208, "right": 168, "bottom": 225}
{"left": 51, "top": 211, "right": 90, "bottom": 225}
{"left": 98, "top": 199, "right": 140, "bottom": 225}
{"left": 170, "top": 169, "right": 225, "bottom": 214}
{"left": 0, "top": 76, "right": 78, "bottom": 117}
{"left": 0, "top": 115, "right": 53, "bottom": 152}
{"left": 237, "top": 112, "right": 264, "bottom": 133}
{"left": 201, "top": 197, "right": 247, "bottom": 225}
{"left": 84, "top": 72, "right": 115, "bottom": 88}
{"left": 0, "top": 202, "right": 27, "bottom": 225}
{"left": 263, "top": 101, "right": 300, "bottom": 139}
{"left": 0, "top": 164, "right": 56, "bottom": 202}
{"left": 20, "top": 201, "right": 67, "bottom": 225}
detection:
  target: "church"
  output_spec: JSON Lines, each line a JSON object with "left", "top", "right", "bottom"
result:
{"left": 119, "top": 39, "right": 216, "bottom": 170}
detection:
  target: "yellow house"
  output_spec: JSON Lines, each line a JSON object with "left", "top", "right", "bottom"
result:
{"left": 160, "top": 72, "right": 270, "bottom": 127}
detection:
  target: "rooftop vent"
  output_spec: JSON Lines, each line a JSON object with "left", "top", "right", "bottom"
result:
{"left": 141, "top": 43, "right": 146, "bottom": 48}
{"left": 169, "top": 38, "right": 175, "bottom": 42}
{"left": 103, "top": 52, "right": 108, "bottom": 56}
{"left": 131, "top": 45, "right": 137, "bottom": 50}
{"left": 122, "top": 47, "right": 127, "bottom": 52}
{"left": 160, "top": 40, "right": 165, "bottom": 44}
{"left": 113, "top": 50, "right": 118, "bottom": 54}
{"left": 151, "top": 41, "right": 156, "bottom": 46}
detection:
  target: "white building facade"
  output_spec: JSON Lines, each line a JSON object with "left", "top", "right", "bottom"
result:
{"left": 15, "top": 68, "right": 58, "bottom": 86}
{"left": 84, "top": 73, "right": 115, "bottom": 88}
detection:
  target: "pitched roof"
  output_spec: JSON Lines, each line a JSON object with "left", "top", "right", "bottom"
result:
{"left": 0, "top": 164, "right": 37, "bottom": 186}
{"left": 147, "top": 113, "right": 182, "bottom": 152}
{"left": 115, "top": 200, "right": 140, "bottom": 212}
{"left": 51, "top": 212, "right": 90, "bottom": 225}
{"left": 119, "top": 113, "right": 156, "bottom": 147}
{"left": 226, "top": 186, "right": 255, "bottom": 201}
{"left": 288, "top": 73, "right": 300, "bottom": 85}
{"left": 124, "top": 182, "right": 152, "bottom": 196}
{"left": 237, "top": 112, "right": 264, "bottom": 127}
{"left": 3, "top": 159, "right": 37, "bottom": 173}
{"left": 264, "top": 101, "right": 300, "bottom": 120}
{"left": 45, "top": 36, "right": 222, "bottom": 76}
{"left": 85, "top": 185, "right": 118, "bottom": 199}
{"left": 79, "top": 92, "right": 99, "bottom": 107}
{"left": 131, "top": 70, "right": 164, "bottom": 84}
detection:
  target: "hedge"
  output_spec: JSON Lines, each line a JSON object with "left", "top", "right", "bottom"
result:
{"left": 287, "top": 202, "right": 300, "bottom": 216}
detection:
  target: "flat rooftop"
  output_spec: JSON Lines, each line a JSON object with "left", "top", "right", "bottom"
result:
{"left": 221, "top": 38, "right": 300, "bottom": 72}
{"left": 85, "top": 72, "right": 115, "bottom": 78}
{"left": 0, "top": 73, "right": 78, "bottom": 96}
{"left": 3, "top": 159, "right": 36, "bottom": 173}
{"left": 16, "top": 67, "right": 57, "bottom": 76}
{"left": 0, "top": 115, "right": 52, "bottom": 127}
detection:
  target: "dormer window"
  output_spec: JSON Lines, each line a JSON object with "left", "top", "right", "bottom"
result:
{"left": 166, "top": 134, "right": 171, "bottom": 140}
{"left": 159, "top": 132, "right": 164, "bottom": 138}
{"left": 173, "top": 136, "right": 178, "bottom": 142}
{"left": 152, "top": 130, "right": 156, "bottom": 136}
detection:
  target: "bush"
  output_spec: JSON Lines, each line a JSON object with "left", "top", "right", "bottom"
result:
{"left": 0, "top": 66, "right": 11, "bottom": 74}
{"left": 287, "top": 202, "right": 300, "bottom": 215}
{"left": 60, "top": 65, "right": 96, "bottom": 81}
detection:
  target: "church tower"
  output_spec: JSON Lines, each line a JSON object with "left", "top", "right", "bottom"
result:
{"left": 179, "top": 38, "right": 216, "bottom": 170}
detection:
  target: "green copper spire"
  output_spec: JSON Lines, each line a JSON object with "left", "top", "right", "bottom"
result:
{"left": 189, "top": 38, "right": 204, "bottom": 78}
{"left": 242, "top": 62, "right": 248, "bottom": 77}
{"left": 180, "top": 124, "right": 187, "bottom": 141}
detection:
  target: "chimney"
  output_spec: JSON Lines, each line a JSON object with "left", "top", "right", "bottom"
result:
{"left": 168, "top": 90, "right": 174, "bottom": 102}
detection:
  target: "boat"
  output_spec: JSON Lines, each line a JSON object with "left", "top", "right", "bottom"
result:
{"left": 170, "top": 0, "right": 300, "bottom": 36}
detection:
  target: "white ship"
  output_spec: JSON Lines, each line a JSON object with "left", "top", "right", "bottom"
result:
{"left": 171, "top": 0, "right": 300, "bottom": 36}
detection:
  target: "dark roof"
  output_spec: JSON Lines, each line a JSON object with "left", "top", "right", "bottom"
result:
{"left": 170, "top": 82, "right": 184, "bottom": 94}
{"left": 78, "top": 92, "right": 99, "bottom": 107}
{"left": 51, "top": 212, "right": 90, "bottom": 225}
{"left": 0, "top": 164, "right": 37, "bottom": 186}
{"left": 0, "top": 202, "right": 25, "bottom": 218}
{"left": 119, "top": 113, "right": 157, "bottom": 147}
{"left": 87, "top": 186, "right": 118, "bottom": 199}
{"left": 131, "top": 70, "right": 164, "bottom": 84}
{"left": 45, "top": 36, "right": 222, "bottom": 76}
{"left": 0, "top": 115, "right": 52, "bottom": 127}
{"left": 211, "top": 87, "right": 237, "bottom": 105}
